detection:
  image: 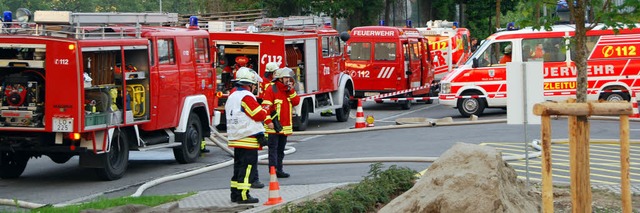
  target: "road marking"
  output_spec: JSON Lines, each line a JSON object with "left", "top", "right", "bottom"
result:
{"left": 378, "top": 104, "right": 441, "bottom": 121}
{"left": 482, "top": 142, "right": 640, "bottom": 184}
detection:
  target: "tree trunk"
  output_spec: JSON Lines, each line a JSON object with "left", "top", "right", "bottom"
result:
{"left": 495, "top": 0, "right": 501, "bottom": 30}
{"left": 567, "top": 0, "right": 592, "bottom": 212}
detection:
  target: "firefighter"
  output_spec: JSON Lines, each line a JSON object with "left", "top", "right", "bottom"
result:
{"left": 261, "top": 62, "right": 279, "bottom": 94}
{"left": 499, "top": 45, "right": 512, "bottom": 64}
{"left": 262, "top": 67, "right": 300, "bottom": 178}
{"left": 227, "top": 67, "right": 268, "bottom": 204}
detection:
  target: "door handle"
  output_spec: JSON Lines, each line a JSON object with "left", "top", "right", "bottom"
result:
{"left": 160, "top": 76, "right": 166, "bottom": 79}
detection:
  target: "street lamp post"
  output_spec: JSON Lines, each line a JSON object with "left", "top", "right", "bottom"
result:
{"left": 159, "top": 0, "right": 163, "bottom": 12}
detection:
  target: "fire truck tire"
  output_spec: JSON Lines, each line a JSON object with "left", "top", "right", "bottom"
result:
{"left": 336, "top": 90, "right": 351, "bottom": 122}
{"left": 95, "top": 130, "right": 129, "bottom": 181}
{"left": 600, "top": 92, "right": 629, "bottom": 102}
{"left": 294, "top": 102, "right": 309, "bottom": 131}
{"left": 48, "top": 154, "right": 73, "bottom": 164}
{"left": 0, "top": 151, "right": 29, "bottom": 179}
{"left": 174, "top": 113, "right": 202, "bottom": 164}
{"left": 457, "top": 97, "right": 486, "bottom": 117}
{"left": 400, "top": 100, "right": 411, "bottom": 110}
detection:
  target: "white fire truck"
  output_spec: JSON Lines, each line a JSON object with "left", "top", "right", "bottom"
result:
{"left": 0, "top": 10, "right": 219, "bottom": 180}
{"left": 439, "top": 25, "right": 640, "bottom": 117}
{"left": 208, "top": 16, "right": 354, "bottom": 131}
{"left": 415, "top": 20, "right": 472, "bottom": 80}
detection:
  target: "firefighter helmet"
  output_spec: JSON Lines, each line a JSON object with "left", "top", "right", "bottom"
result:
{"left": 265, "top": 62, "right": 279, "bottom": 73}
{"left": 272, "top": 67, "right": 295, "bottom": 82}
{"left": 235, "top": 67, "right": 258, "bottom": 85}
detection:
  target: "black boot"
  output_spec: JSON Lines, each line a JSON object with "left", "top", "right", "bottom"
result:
{"left": 251, "top": 181, "right": 265, "bottom": 189}
{"left": 237, "top": 195, "right": 259, "bottom": 204}
{"left": 276, "top": 171, "right": 290, "bottom": 178}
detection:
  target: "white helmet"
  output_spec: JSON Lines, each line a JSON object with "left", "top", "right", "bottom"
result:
{"left": 235, "top": 67, "right": 257, "bottom": 85}
{"left": 265, "top": 62, "right": 279, "bottom": 73}
{"left": 272, "top": 67, "right": 295, "bottom": 82}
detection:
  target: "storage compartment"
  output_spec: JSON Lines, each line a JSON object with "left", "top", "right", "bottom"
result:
{"left": 85, "top": 113, "right": 107, "bottom": 126}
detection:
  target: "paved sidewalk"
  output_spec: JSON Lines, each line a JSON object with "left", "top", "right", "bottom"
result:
{"left": 155, "top": 183, "right": 350, "bottom": 212}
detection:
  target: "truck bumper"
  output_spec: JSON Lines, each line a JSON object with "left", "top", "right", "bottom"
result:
{"left": 438, "top": 94, "right": 458, "bottom": 107}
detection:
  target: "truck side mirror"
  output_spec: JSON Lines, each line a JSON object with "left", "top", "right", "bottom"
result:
{"left": 339, "top": 31, "right": 350, "bottom": 42}
{"left": 472, "top": 58, "right": 478, "bottom": 68}
{"left": 405, "top": 71, "right": 412, "bottom": 76}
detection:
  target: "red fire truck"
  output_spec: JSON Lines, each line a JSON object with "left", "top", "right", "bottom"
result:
{"left": 439, "top": 25, "right": 640, "bottom": 117}
{"left": 0, "top": 11, "right": 218, "bottom": 180}
{"left": 208, "top": 16, "right": 354, "bottom": 131}
{"left": 415, "top": 20, "right": 472, "bottom": 80}
{"left": 345, "top": 26, "right": 436, "bottom": 109}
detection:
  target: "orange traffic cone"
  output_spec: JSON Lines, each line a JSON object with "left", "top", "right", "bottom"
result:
{"left": 631, "top": 91, "right": 640, "bottom": 118}
{"left": 355, "top": 99, "right": 366, "bottom": 128}
{"left": 264, "top": 166, "right": 283, "bottom": 205}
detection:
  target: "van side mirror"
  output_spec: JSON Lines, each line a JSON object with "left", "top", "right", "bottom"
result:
{"left": 405, "top": 71, "right": 412, "bottom": 76}
{"left": 472, "top": 58, "right": 478, "bottom": 68}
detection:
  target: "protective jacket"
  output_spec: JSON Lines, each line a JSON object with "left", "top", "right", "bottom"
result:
{"left": 261, "top": 81, "right": 300, "bottom": 135}
{"left": 226, "top": 88, "right": 267, "bottom": 149}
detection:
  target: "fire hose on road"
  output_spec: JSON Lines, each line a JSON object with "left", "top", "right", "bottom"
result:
{"left": 2, "top": 118, "right": 541, "bottom": 209}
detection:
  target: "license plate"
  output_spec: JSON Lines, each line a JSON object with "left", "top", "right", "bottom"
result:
{"left": 364, "top": 92, "right": 380, "bottom": 97}
{"left": 52, "top": 117, "right": 73, "bottom": 132}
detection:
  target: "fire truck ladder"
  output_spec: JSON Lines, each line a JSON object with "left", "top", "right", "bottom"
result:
{"left": 207, "top": 15, "right": 331, "bottom": 32}
{"left": 32, "top": 11, "right": 178, "bottom": 39}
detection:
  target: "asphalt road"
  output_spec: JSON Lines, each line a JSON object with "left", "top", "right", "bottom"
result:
{"left": 1, "top": 101, "right": 637, "bottom": 209}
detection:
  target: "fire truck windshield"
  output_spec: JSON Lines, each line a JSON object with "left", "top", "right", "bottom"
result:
{"left": 465, "top": 39, "right": 493, "bottom": 66}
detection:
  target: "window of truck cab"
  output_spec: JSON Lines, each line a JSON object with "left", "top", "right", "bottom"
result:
{"left": 475, "top": 41, "right": 513, "bottom": 67}
{"left": 349, "top": 42, "right": 371, "bottom": 61}
{"left": 374, "top": 42, "right": 396, "bottom": 61}
{"left": 157, "top": 39, "right": 175, "bottom": 65}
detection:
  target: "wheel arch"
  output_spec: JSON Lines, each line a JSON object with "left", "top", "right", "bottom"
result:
{"left": 331, "top": 73, "right": 354, "bottom": 107}
{"left": 175, "top": 95, "right": 210, "bottom": 136}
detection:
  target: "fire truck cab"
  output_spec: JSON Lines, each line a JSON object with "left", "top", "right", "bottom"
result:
{"left": 0, "top": 11, "right": 218, "bottom": 180}
{"left": 439, "top": 25, "right": 640, "bottom": 117}
{"left": 208, "top": 16, "right": 354, "bottom": 131}
{"left": 415, "top": 20, "right": 472, "bottom": 80}
{"left": 345, "top": 26, "right": 436, "bottom": 109}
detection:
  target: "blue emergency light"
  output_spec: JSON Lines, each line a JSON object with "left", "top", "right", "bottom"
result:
{"left": 3, "top": 11, "right": 12, "bottom": 23}
{"left": 188, "top": 16, "right": 198, "bottom": 29}
{"left": 379, "top": 20, "right": 385, "bottom": 26}
{"left": 405, "top": 20, "right": 412, "bottom": 28}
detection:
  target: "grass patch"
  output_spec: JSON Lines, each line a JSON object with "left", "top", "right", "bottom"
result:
{"left": 3, "top": 193, "right": 195, "bottom": 213}
{"left": 273, "top": 163, "right": 417, "bottom": 213}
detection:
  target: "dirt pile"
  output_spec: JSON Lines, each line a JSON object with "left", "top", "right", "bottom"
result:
{"left": 379, "top": 142, "right": 540, "bottom": 213}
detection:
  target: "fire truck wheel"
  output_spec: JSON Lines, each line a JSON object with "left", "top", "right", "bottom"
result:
{"left": 48, "top": 154, "right": 73, "bottom": 164}
{"left": 0, "top": 151, "right": 29, "bottom": 179}
{"left": 400, "top": 100, "right": 411, "bottom": 110}
{"left": 174, "top": 113, "right": 202, "bottom": 164}
{"left": 600, "top": 92, "right": 629, "bottom": 102}
{"left": 457, "top": 97, "right": 486, "bottom": 117}
{"left": 96, "top": 130, "right": 129, "bottom": 181}
{"left": 294, "top": 102, "right": 309, "bottom": 131}
{"left": 336, "top": 90, "right": 351, "bottom": 122}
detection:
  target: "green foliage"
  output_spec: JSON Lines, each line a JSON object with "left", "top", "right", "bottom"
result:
{"left": 465, "top": 0, "right": 520, "bottom": 40}
{"left": 28, "top": 193, "right": 194, "bottom": 213}
{"left": 273, "top": 163, "right": 418, "bottom": 213}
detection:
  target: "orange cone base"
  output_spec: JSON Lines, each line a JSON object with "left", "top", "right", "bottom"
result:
{"left": 264, "top": 197, "right": 283, "bottom": 205}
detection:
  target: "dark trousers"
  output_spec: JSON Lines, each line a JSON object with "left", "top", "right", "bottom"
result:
{"left": 230, "top": 148, "right": 257, "bottom": 201}
{"left": 267, "top": 134, "right": 287, "bottom": 172}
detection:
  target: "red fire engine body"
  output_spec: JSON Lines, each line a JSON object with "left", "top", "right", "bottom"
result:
{"left": 439, "top": 25, "right": 640, "bottom": 117}
{"left": 208, "top": 17, "right": 354, "bottom": 131}
{"left": 345, "top": 26, "right": 436, "bottom": 109}
{"left": 0, "top": 11, "right": 219, "bottom": 180}
{"left": 415, "top": 20, "right": 472, "bottom": 81}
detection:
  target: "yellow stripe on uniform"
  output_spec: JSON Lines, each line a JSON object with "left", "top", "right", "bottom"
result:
{"left": 242, "top": 102, "right": 264, "bottom": 117}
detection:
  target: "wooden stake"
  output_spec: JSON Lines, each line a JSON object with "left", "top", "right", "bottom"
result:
{"left": 569, "top": 115, "right": 592, "bottom": 213}
{"left": 541, "top": 115, "right": 553, "bottom": 213}
{"left": 620, "top": 115, "right": 632, "bottom": 213}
